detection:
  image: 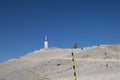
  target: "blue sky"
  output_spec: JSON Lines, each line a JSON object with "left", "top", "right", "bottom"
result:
{"left": 0, "top": 0, "right": 120, "bottom": 62}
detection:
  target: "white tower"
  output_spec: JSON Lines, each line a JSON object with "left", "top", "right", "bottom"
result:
{"left": 44, "top": 35, "right": 48, "bottom": 49}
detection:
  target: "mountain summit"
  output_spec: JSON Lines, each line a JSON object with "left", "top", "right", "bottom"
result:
{"left": 0, "top": 44, "right": 120, "bottom": 80}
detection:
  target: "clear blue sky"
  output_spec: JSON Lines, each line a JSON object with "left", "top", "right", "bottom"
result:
{"left": 0, "top": 0, "right": 120, "bottom": 62}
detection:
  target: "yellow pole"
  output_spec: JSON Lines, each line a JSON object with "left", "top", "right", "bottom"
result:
{"left": 71, "top": 52, "right": 77, "bottom": 80}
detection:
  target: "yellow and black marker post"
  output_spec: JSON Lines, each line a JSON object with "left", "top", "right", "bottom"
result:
{"left": 71, "top": 52, "right": 77, "bottom": 80}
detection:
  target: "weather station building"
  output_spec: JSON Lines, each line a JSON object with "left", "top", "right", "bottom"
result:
{"left": 44, "top": 36, "right": 48, "bottom": 49}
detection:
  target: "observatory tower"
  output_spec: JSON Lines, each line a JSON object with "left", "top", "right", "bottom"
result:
{"left": 44, "top": 35, "right": 48, "bottom": 49}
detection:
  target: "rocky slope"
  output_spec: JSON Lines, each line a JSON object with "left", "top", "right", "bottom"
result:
{"left": 0, "top": 44, "right": 120, "bottom": 80}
